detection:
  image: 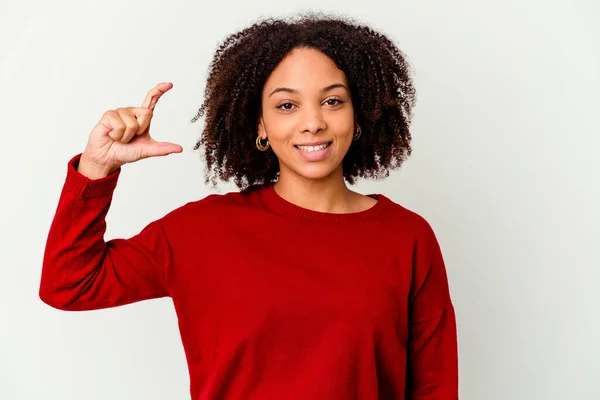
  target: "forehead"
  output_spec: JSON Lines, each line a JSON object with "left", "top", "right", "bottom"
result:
{"left": 262, "top": 48, "right": 349, "bottom": 93}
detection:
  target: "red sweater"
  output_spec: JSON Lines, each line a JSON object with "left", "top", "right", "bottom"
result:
{"left": 40, "top": 154, "right": 458, "bottom": 399}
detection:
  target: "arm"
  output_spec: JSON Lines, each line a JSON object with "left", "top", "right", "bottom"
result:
{"left": 405, "top": 223, "right": 459, "bottom": 399}
{"left": 39, "top": 154, "right": 172, "bottom": 311}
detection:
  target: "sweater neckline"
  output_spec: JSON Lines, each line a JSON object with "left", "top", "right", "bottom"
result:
{"left": 258, "top": 183, "right": 389, "bottom": 222}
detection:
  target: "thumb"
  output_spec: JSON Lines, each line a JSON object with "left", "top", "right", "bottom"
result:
{"left": 141, "top": 141, "right": 183, "bottom": 159}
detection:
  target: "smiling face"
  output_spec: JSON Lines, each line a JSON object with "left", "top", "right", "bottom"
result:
{"left": 259, "top": 47, "right": 355, "bottom": 183}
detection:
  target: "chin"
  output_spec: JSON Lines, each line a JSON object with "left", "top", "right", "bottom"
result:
{"left": 291, "top": 163, "right": 342, "bottom": 181}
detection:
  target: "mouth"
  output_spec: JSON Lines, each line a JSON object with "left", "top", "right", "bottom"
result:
{"left": 293, "top": 141, "right": 332, "bottom": 152}
{"left": 293, "top": 141, "right": 333, "bottom": 162}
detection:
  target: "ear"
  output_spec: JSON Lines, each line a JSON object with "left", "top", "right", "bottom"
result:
{"left": 257, "top": 117, "right": 267, "bottom": 139}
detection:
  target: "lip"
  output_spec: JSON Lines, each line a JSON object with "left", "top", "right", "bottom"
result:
{"left": 294, "top": 141, "right": 333, "bottom": 162}
{"left": 294, "top": 140, "right": 331, "bottom": 147}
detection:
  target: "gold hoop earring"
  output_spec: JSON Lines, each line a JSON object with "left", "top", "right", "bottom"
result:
{"left": 353, "top": 125, "right": 362, "bottom": 140}
{"left": 256, "top": 135, "right": 270, "bottom": 151}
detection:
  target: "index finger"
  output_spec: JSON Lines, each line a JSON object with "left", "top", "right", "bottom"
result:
{"left": 142, "top": 82, "right": 173, "bottom": 110}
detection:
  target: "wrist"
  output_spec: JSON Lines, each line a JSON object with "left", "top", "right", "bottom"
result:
{"left": 77, "top": 154, "right": 118, "bottom": 180}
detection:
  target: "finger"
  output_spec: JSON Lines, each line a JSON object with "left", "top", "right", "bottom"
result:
{"left": 140, "top": 142, "right": 183, "bottom": 159}
{"left": 141, "top": 82, "right": 173, "bottom": 110}
{"left": 130, "top": 107, "right": 153, "bottom": 136}
{"left": 101, "top": 110, "right": 126, "bottom": 142}
{"left": 117, "top": 108, "right": 140, "bottom": 143}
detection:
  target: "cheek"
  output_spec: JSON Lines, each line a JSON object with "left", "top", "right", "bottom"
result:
{"left": 262, "top": 106, "right": 355, "bottom": 143}
{"left": 336, "top": 119, "right": 356, "bottom": 142}
{"left": 333, "top": 108, "right": 355, "bottom": 133}
{"left": 338, "top": 134, "right": 354, "bottom": 154}
{"left": 263, "top": 117, "right": 296, "bottom": 143}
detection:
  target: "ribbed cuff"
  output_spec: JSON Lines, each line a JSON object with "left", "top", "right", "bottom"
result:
{"left": 64, "top": 154, "right": 121, "bottom": 198}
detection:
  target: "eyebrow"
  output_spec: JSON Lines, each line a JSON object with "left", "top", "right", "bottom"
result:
{"left": 268, "top": 83, "right": 348, "bottom": 98}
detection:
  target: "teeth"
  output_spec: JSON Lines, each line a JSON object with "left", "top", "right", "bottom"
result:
{"left": 297, "top": 143, "right": 329, "bottom": 152}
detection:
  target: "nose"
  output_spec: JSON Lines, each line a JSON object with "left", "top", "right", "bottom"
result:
{"left": 300, "top": 105, "right": 327, "bottom": 135}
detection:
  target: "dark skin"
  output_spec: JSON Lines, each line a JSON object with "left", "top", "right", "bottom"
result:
{"left": 258, "top": 48, "right": 376, "bottom": 213}
{"left": 193, "top": 15, "right": 416, "bottom": 202}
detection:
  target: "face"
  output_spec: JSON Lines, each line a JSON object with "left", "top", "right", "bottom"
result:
{"left": 259, "top": 47, "right": 355, "bottom": 182}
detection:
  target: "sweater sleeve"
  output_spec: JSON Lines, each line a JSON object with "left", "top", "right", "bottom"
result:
{"left": 39, "top": 154, "right": 172, "bottom": 311}
{"left": 405, "top": 223, "right": 459, "bottom": 399}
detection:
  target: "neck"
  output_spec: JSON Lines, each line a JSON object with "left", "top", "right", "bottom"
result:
{"left": 273, "top": 167, "right": 356, "bottom": 214}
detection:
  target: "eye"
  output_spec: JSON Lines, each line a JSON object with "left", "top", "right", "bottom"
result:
{"left": 324, "top": 98, "right": 344, "bottom": 106}
{"left": 276, "top": 102, "right": 296, "bottom": 111}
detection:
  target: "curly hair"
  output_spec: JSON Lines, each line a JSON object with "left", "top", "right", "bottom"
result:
{"left": 191, "top": 12, "right": 416, "bottom": 189}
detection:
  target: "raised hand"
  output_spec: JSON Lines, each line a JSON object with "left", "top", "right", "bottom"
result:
{"left": 78, "top": 82, "right": 183, "bottom": 179}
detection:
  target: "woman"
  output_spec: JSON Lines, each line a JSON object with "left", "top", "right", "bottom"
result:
{"left": 40, "top": 13, "right": 458, "bottom": 399}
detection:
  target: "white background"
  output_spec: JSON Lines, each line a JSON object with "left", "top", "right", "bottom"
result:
{"left": 1, "top": 0, "right": 598, "bottom": 399}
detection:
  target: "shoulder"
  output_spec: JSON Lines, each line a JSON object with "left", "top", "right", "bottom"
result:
{"left": 156, "top": 185, "right": 263, "bottom": 227}
{"left": 376, "top": 196, "right": 447, "bottom": 276}
{"left": 376, "top": 194, "right": 439, "bottom": 242}
{"left": 168, "top": 188, "right": 259, "bottom": 217}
